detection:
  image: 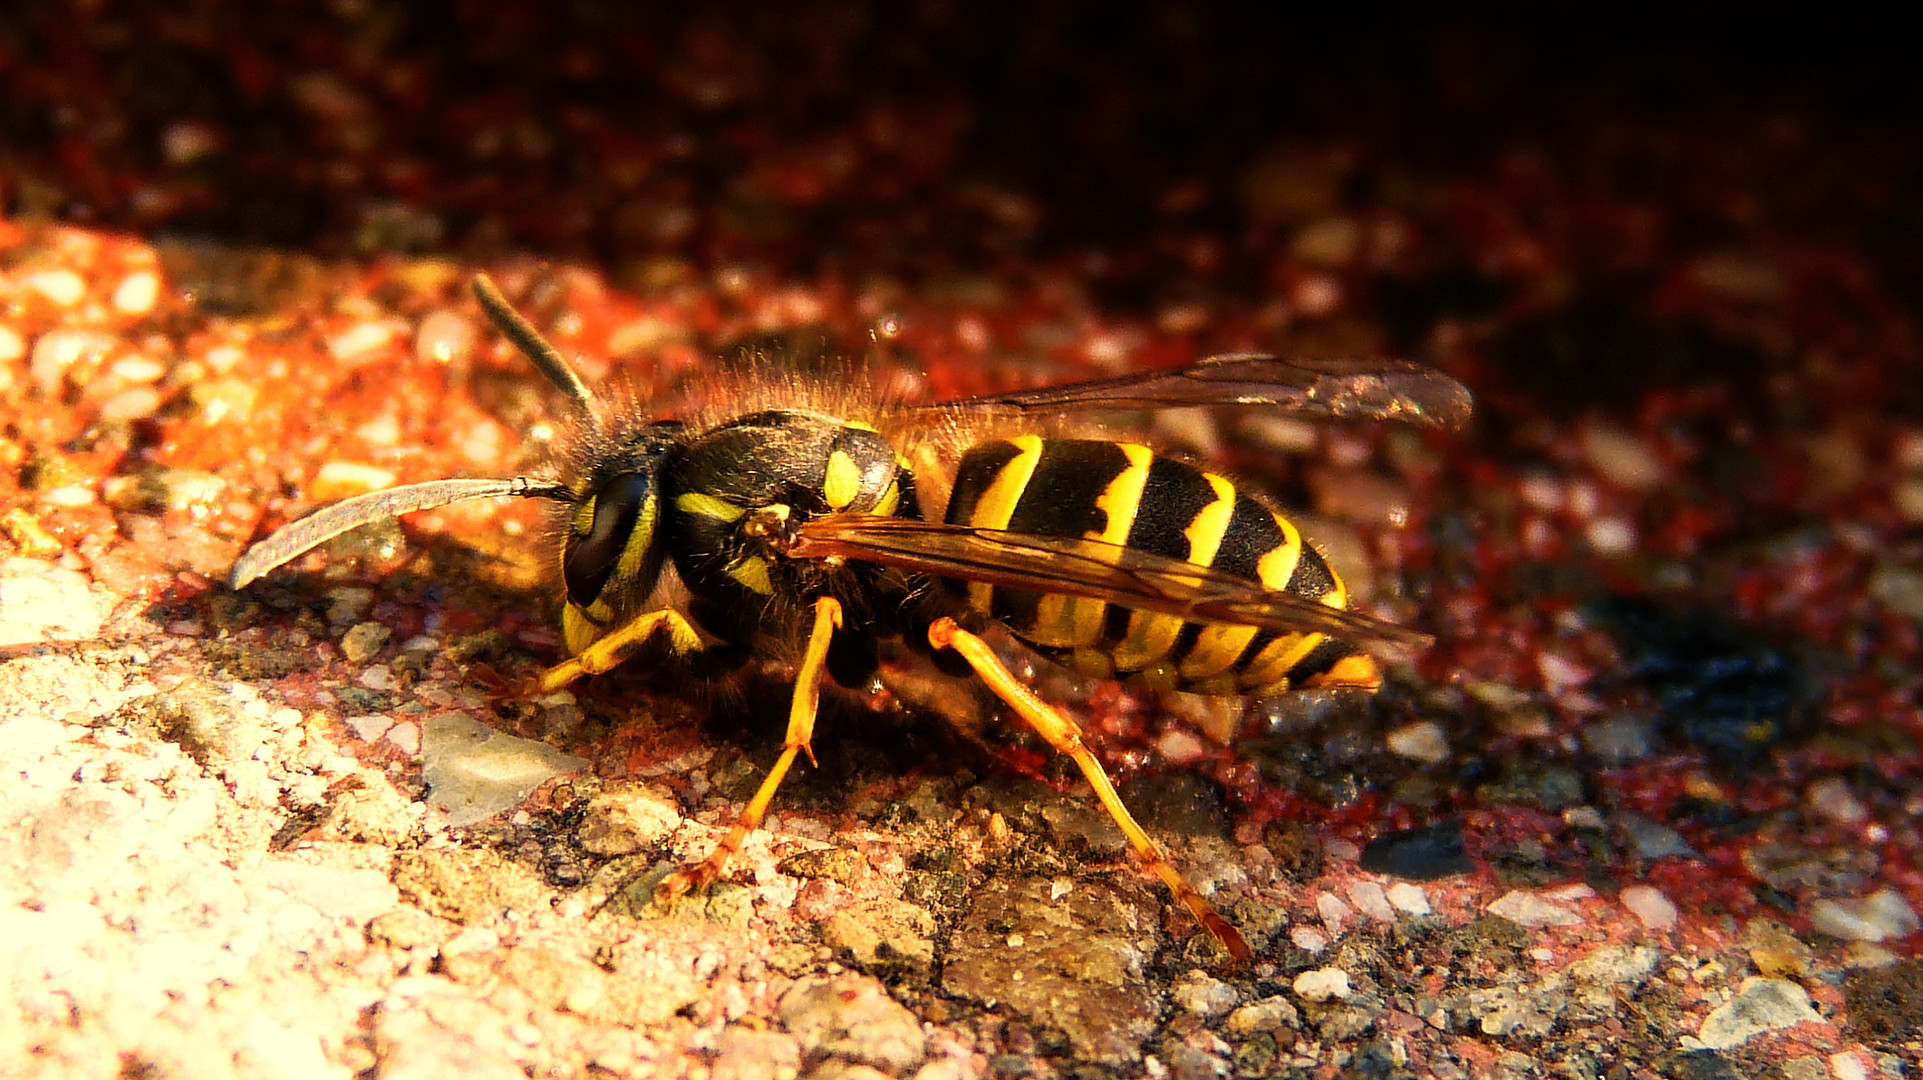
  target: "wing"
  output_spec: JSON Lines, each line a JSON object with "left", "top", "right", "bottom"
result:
{"left": 229, "top": 476, "right": 571, "bottom": 589}
{"left": 918, "top": 354, "right": 1471, "bottom": 430}
{"left": 791, "top": 515, "right": 1433, "bottom": 657}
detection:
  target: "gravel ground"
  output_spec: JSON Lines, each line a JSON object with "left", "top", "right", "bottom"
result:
{"left": 2, "top": 8, "right": 1920, "bottom": 1079}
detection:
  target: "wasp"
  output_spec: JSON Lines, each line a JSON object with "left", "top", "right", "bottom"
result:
{"left": 231, "top": 275, "right": 1470, "bottom": 961}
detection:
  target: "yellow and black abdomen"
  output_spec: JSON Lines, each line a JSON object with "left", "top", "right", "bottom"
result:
{"left": 945, "top": 435, "right": 1376, "bottom": 695}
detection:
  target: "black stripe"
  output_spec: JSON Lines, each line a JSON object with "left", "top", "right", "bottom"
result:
{"left": 1285, "top": 636, "right": 1354, "bottom": 686}
{"left": 1285, "top": 544, "right": 1337, "bottom": 601}
{"left": 1210, "top": 494, "right": 1284, "bottom": 578}
{"left": 946, "top": 439, "right": 1025, "bottom": 525}
{"left": 1004, "top": 440, "right": 1129, "bottom": 537}
{"left": 1123, "top": 456, "right": 1216, "bottom": 560}
{"left": 1233, "top": 628, "right": 1281, "bottom": 672}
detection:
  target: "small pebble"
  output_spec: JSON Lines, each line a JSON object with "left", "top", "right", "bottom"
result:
{"left": 1316, "top": 892, "right": 1352, "bottom": 934}
{"left": 1809, "top": 889, "right": 1922, "bottom": 943}
{"left": 25, "top": 268, "right": 87, "bottom": 306}
{"left": 328, "top": 321, "right": 395, "bottom": 363}
{"left": 1291, "top": 216, "right": 1359, "bottom": 267}
{"left": 30, "top": 329, "right": 115, "bottom": 393}
{"left": 386, "top": 721, "right": 420, "bottom": 756}
{"left": 340, "top": 621, "right": 392, "bottom": 663}
{"left": 1290, "top": 927, "right": 1327, "bottom": 953}
{"left": 1346, "top": 881, "right": 1396, "bottom": 923}
{"left": 1384, "top": 883, "right": 1431, "bottom": 916}
{"left": 415, "top": 308, "right": 476, "bottom": 364}
{"left": 1171, "top": 971, "right": 1240, "bottom": 1021}
{"left": 1585, "top": 517, "right": 1636, "bottom": 555}
{"left": 108, "top": 356, "right": 167, "bottom": 383}
{"left": 0, "top": 325, "right": 24, "bottom": 362}
{"left": 1805, "top": 777, "right": 1868, "bottom": 825}
{"left": 1291, "top": 967, "right": 1351, "bottom": 1002}
{"left": 1620, "top": 885, "right": 1679, "bottom": 930}
{"left": 1487, "top": 889, "right": 1583, "bottom": 928}
{"left": 99, "top": 387, "right": 163, "bottom": 422}
{"left": 1897, "top": 478, "right": 1923, "bottom": 524}
{"left": 1868, "top": 563, "right": 1923, "bottom": 621}
{"left": 1830, "top": 1052, "right": 1870, "bottom": 1080}
{"left": 1385, "top": 720, "right": 1449, "bottom": 764}
{"left": 1225, "top": 995, "right": 1300, "bottom": 1036}
{"left": 310, "top": 462, "right": 398, "bottom": 499}
{"left": 1582, "top": 423, "right": 1668, "bottom": 490}
{"left": 112, "top": 270, "right": 160, "bottom": 315}
{"left": 1695, "top": 977, "right": 1820, "bottom": 1051}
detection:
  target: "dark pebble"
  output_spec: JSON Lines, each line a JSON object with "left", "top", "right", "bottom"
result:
{"left": 1358, "top": 820, "right": 1474, "bottom": 880}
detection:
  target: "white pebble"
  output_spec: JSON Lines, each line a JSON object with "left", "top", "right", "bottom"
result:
{"left": 1487, "top": 889, "right": 1582, "bottom": 928}
{"left": 99, "top": 387, "right": 162, "bottom": 421}
{"left": 1518, "top": 473, "right": 1565, "bottom": 511}
{"left": 415, "top": 308, "right": 476, "bottom": 364}
{"left": 1385, "top": 883, "right": 1431, "bottom": 916}
{"left": 385, "top": 721, "right": 420, "bottom": 756}
{"left": 43, "top": 485, "right": 96, "bottom": 507}
{"left": 1385, "top": 720, "right": 1449, "bottom": 764}
{"left": 108, "top": 356, "right": 167, "bottom": 383}
{"left": 1347, "top": 881, "right": 1396, "bottom": 922}
{"left": 25, "top": 268, "right": 87, "bottom": 307}
{"left": 310, "top": 462, "right": 397, "bottom": 499}
{"left": 1156, "top": 726, "right": 1208, "bottom": 765}
{"left": 328, "top": 321, "right": 395, "bottom": 362}
{"left": 1316, "top": 891, "right": 1353, "bottom": 934}
{"left": 112, "top": 270, "right": 160, "bottom": 315}
{"left": 30, "top": 329, "right": 115, "bottom": 394}
{"left": 1830, "top": 1052, "right": 1870, "bottom": 1080}
{"left": 1535, "top": 650, "right": 1590, "bottom": 693}
{"left": 1290, "top": 926, "right": 1328, "bottom": 953}
{"left": 1805, "top": 777, "right": 1868, "bottom": 825}
{"left": 1809, "top": 889, "right": 1921, "bottom": 943}
{"left": 1620, "top": 885, "right": 1678, "bottom": 930}
{"left": 344, "top": 715, "right": 394, "bottom": 741}
{"left": 1292, "top": 967, "right": 1351, "bottom": 1002}
{"left": 1586, "top": 517, "right": 1637, "bottom": 555}
{"left": 1583, "top": 423, "right": 1668, "bottom": 490}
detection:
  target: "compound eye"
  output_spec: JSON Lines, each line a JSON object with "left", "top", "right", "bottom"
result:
{"left": 563, "top": 472, "right": 655, "bottom": 607}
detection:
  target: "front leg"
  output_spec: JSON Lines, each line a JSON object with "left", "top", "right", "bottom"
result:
{"left": 657, "top": 595, "right": 842, "bottom": 902}
{"left": 526, "top": 607, "right": 707, "bottom": 694}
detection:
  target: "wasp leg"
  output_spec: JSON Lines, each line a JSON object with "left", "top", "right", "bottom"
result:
{"left": 658, "top": 595, "right": 842, "bottom": 902}
{"left": 927, "top": 616, "right": 1254, "bottom": 963}
{"left": 528, "top": 608, "right": 706, "bottom": 694}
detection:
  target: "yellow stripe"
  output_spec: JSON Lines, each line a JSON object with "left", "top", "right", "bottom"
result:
{"left": 1184, "top": 474, "right": 1237, "bottom": 566}
{"left": 1240, "top": 632, "right": 1322, "bottom": 691}
{"left": 1068, "top": 648, "right": 1115, "bottom": 680}
{"left": 823, "top": 450, "right": 862, "bottom": 510}
{"left": 1093, "top": 444, "right": 1153, "bottom": 544}
{"left": 676, "top": 492, "right": 744, "bottom": 522}
{"left": 1254, "top": 513, "right": 1304, "bottom": 589}
{"left": 874, "top": 481, "right": 900, "bottom": 517}
{"left": 1180, "top": 624, "right": 1258, "bottom": 681}
{"left": 965, "top": 435, "right": 1044, "bottom": 529}
{"left": 964, "top": 436, "right": 1044, "bottom": 613}
{"left": 1111, "top": 468, "right": 1236, "bottom": 674}
{"left": 727, "top": 556, "right": 774, "bottom": 595}
{"left": 1111, "top": 610, "right": 1186, "bottom": 672}
{"left": 572, "top": 495, "right": 598, "bottom": 538}
{"left": 1029, "top": 444, "right": 1155, "bottom": 648}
